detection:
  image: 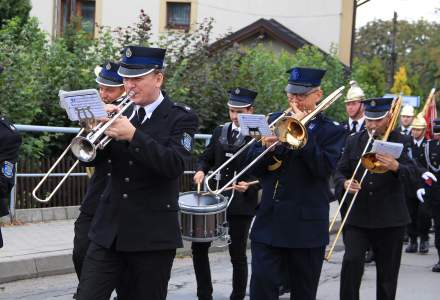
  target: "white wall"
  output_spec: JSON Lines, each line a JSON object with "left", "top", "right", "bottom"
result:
{"left": 30, "top": 0, "right": 54, "bottom": 35}
{"left": 29, "top": 0, "right": 343, "bottom": 54}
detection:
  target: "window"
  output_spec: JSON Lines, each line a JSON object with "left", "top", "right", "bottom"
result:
{"left": 166, "top": 2, "right": 191, "bottom": 30}
{"left": 58, "top": 0, "right": 96, "bottom": 36}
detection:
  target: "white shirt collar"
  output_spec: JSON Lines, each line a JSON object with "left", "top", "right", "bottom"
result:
{"left": 132, "top": 91, "right": 164, "bottom": 124}
{"left": 231, "top": 122, "right": 240, "bottom": 132}
{"left": 348, "top": 116, "right": 365, "bottom": 132}
{"left": 401, "top": 125, "right": 411, "bottom": 134}
{"left": 413, "top": 138, "right": 424, "bottom": 147}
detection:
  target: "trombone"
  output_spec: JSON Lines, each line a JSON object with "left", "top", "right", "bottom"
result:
{"left": 205, "top": 86, "right": 345, "bottom": 195}
{"left": 326, "top": 95, "right": 402, "bottom": 261}
{"left": 32, "top": 93, "right": 133, "bottom": 203}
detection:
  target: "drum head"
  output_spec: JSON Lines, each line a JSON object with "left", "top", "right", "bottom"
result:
{"left": 178, "top": 192, "right": 228, "bottom": 213}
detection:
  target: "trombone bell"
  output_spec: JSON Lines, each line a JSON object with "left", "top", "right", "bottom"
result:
{"left": 71, "top": 136, "right": 97, "bottom": 162}
{"left": 274, "top": 117, "right": 308, "bottom": 150}
{"left": 361, "top": 152, "right": 388, "bottom": 174}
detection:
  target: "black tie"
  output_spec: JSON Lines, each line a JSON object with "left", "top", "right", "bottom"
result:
{"left": 134, "top": 107, "right": 146, "bottom": 127}
{"left": 403, "top": 128, "right": 408, "bottom": 135}
{"left": 231, "top": 129, "right": 239, "bottom": 143}
{"left": 350, "top": 120, "right": 358, "bottom": 134}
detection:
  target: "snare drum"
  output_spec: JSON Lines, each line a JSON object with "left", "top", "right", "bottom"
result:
{"left": 178, "top": 192, "right": 228, "bottom": 242}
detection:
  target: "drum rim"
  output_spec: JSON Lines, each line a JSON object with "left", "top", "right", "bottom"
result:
{"left": 178, "top": 191, "right": 228, "bottom": 213}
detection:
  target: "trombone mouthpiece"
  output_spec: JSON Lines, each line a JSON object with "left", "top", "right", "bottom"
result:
{"left": 128, "top": 90, "right": 135, "bottom": 98}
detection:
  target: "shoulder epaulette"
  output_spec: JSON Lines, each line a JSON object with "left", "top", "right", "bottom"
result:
{"left": 173, "top": 103, "right": 192, "bottom": 113}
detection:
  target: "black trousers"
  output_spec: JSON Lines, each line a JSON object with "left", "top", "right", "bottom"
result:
{"left": 73, "top": 211, "right": 132, "bottom": 299}
{"left": 73, "top": 211, "right": 93, "bottom": 279}
{"left": 340, "top": 225, "right": 405, "bottom": 300}
{"left": 250, "top": 241, "right": 325, "bottom": 300}
{"left": 192, "top": 215, "right": 253, "bottom": 300}
{"left": 76, "top": 242, "right": 175, "bottom": 300}
{"left": 406, "top": 196, "right": 431, "bottom": 241}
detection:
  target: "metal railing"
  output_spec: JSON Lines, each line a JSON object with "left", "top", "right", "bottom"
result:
{"left": 8, "top": 124, "right": 212, "bottom": 220}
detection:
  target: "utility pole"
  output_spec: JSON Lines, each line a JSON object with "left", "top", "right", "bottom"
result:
{"left": 390, "top": 11, "right": 398, "bottom": 88}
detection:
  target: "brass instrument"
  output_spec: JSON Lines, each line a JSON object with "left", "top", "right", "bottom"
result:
{"left": 32, "top": 93, "right": 133, "bottom": 203}
{"left": 205, "top": 86, "right": 345, "bottom": 195}
{"left": 326, "top": 96, "right": 402, "bottom": 261}
{"left": 360, "top": 95, "right": 402, "bottom": 173}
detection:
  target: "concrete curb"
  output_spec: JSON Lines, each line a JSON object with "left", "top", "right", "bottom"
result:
{"left": 0, "top": 250, "right": 74, "bottom": 284}
{"left": 1, "top": 206, "right": 80, "bottom": 224}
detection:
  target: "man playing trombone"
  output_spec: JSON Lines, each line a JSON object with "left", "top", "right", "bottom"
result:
{"left": 76, "top": 46, "right": 198, "bottom": 300}
{"left": 334, "top": 97, "right": 418, "bottom": 300}
{"left": 192, "top": 88, "right": 260, "bottom": 300}
{"left": 248, "top": 67, "right": 346, "bottom": 300}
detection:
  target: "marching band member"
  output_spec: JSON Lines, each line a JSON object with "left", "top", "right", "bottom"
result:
{"left": 192, "top": 88, "right": 260, "bottom": 300}
{"left": 0, "top": 66, "right": 22, "bottom": 249}
{"left": 405, "top": 116, "right": 431, "bottom": 254}
{"left": 417, "top": 118, "right": 440, "bottom": 272}
{"left": 341, "top": 81, "right": 366, "bottom": 135}
{"left": 72, "top": 61, "right": 125, "bottom": 280}
{"left": 399, "top": 105, "right": 415, "bottom": 135}
{"left": 335, "top": 97, "right": 417, "bottom": 300}
{"left": 248, "top": 67, "right": 346, "bottom": 300}
{"left": 76, "top": 46, "right": 198, "bottom": 300}
{"left": 72, "top": 62, "right": 126, "bottom": 299}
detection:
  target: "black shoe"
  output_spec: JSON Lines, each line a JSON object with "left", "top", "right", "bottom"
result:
{"left": 405, "top": 242, "right": 418, "bottom": 253}
{"left": 365, "top": 250, "right": 374, "bottom": 263}
{"left": 432, "top": 262, "right": 440, "bottom": 272}
{"left": 419, "top": 240, "right": 429, "bottom": 254}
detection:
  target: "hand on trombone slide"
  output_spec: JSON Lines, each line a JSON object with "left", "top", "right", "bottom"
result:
{"left": 261, "top": 135, "right": 278, "bottom": 150}
{"left": 344, "top": 179, "right": 362, "bottom": 194}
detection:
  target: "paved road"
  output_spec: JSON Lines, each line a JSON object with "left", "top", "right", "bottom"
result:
{"left": 0, "top": 242, "right": 439, "bottom": 300}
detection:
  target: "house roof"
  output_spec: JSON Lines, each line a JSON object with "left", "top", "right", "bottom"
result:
{"left": 209, "top": 18, "right": 314, "bottom": 52}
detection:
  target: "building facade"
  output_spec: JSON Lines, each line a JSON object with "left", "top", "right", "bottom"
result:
{"left": 30, "top": 0, "right": 354, "bottom": 65}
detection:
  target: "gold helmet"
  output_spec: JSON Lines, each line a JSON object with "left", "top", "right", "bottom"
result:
{"left": 400, "top": 105, "right": 415, "bottom": 117}
{"left": 411, "top": 116, "right": 427, "bottom": 129}
{"left": 345, "top": 80, "right": 365, "bottom": 103}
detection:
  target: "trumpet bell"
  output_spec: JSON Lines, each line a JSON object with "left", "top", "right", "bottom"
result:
{"left": 275, "top": 117, "right": 308, "bottom": 149}
{"left": 71, "top": 136, "right": 97, "bottom": 162}
{"left": 361, "top": 152, "right": 388, "bottom": 174}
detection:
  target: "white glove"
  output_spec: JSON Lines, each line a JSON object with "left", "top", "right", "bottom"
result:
{"left": 422, "top": 171, "right": 438, "bottom": 183}
{"left": 416, "top": 188, "right": 425, "bottom": 203}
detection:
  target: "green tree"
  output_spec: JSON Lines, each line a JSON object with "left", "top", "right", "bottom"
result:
{"left": 351, "top": 57, "right": 386, "bottom": 98}
{"left": 0, "top": 0, "right": 31, "bottom": 26}
{"left": 354, "top": 19, "right": 440, "bottom": 99}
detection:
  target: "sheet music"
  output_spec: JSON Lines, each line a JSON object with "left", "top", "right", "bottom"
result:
{"left": 59, "top": 89, "right": 107, "bottom": 121}
{"left": 238, "top": 114, "right": 272, "bottom": 137}
{"left": 371, "top": 140, "right": 404, "bottom": 159}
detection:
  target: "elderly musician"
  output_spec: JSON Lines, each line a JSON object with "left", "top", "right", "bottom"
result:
{"left": 76, "top": 46, "right": 198, "bottom": 300}
{"left": 335, "top": 97, "right": 417, "bottom": 300}
{"left": 248, "top": 67, "right": 346, "bottom": 300}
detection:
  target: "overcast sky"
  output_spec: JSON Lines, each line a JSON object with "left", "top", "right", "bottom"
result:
{"left": 356, "top": 0, "right": 439, "bottom": 28}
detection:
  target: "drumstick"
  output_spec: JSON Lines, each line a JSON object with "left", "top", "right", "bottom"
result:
{"left": 197, "top": 182, "right": 201, "bottom": 194}
{"left": 201, "top": 180, "right": 259, "bottom": 195}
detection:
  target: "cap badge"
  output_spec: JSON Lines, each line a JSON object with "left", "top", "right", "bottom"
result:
{"left": 125, "top": 48, "right": 132, "bottom": 58}
{"left": 235, "top": 88, "right": 240, "bottom": 95}
{"left": 106, "top": 63, "right": 111, "bottom": 70}
{"left": 371, "top": 100, "right": 376, "bottom": 107}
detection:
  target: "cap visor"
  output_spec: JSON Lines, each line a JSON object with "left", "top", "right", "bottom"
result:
{"left": 285, "top": 84, "right": 313, "bottom": 94}
{"left": 96, "top": 77, "right": 124, "bottom": 87}
{"left": 365, "top": 111, "right": 389, "bottom": 120}
{"left": 118, "top": 66, "right": 155, "bottom": 78}
{"left": 227, "top": 100, "right": 252, "bottom": 108}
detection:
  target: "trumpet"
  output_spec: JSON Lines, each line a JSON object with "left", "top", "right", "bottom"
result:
{"left": 205, "top": 86, "right": 345, "bottom": 195}
{"left": 70, "top": 92, "right": 134, "bottom": 162}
